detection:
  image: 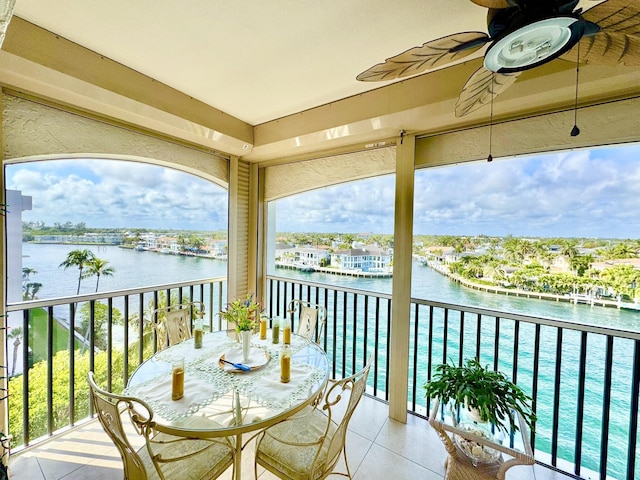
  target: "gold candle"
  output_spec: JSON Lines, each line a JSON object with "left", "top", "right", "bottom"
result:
{"left": 272, "top": 319, "right": 280, "bottom": 344}
{"left": 283, "top": 324, "right": 291, "bottom": 345}
{"left": 194, "top": 319, "right": 203, "bottom": 349}
{"left": 259, "top": 317, "right": 268, "bottom": 340}
{"left": 194, "top": 328, "right": 203, "bottom": 348}
{"left": 280, "top": 346, "right": 291, "bottom": 383}
{"left": 171, "top": 358, "right": 184, "bottom": 401}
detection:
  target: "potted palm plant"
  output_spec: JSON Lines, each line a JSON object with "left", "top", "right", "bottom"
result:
{"left": 423, "top": 358, "right": 536, "bottom": 434}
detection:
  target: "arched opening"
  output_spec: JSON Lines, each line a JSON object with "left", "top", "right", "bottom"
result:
{"left": 3, "top": 155, "right": 229, "bottom": 448}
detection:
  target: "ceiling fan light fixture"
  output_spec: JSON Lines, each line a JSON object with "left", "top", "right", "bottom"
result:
{"left": 484, "top": 17, "right": 582, "bottom": 73}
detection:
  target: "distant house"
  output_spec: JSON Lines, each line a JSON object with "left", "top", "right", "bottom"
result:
{"left": 208, "top": 240, "right": 227, "bottom": 258}
{"left": 139, "top": 233, "right": 158, "bottom": 250}
{"left": 295, "top": 247, "right": 330, "bottom": 266}
{"left": 156, "top": 236, "right": 180, "bottom": 253}
{"left": 549, "top": 254, "right": 572, "bottom": 273}
{"left": 421, "top": 246, "right": 454, "bottom": 263}
{"left": 590, "top": 258, "right": 640, "bottom": 272}
{"left": 446, "top": 250, "right": 486, "bottom": 264}
{"left": 31, "top": 232, "right": 124, "bottom": 244}
{"left": 275, "top": 244, "right": 329, "bottom": 267}
{"left": 330, "top": 245, "right": 392, "bottom": 272}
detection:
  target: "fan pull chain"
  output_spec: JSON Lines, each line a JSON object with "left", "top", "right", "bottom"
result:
{"left": 571, "top": 41, "right": 581, "bottom": 137}
{"left": 488, "top": 74, "right": 494, "bottom": 162}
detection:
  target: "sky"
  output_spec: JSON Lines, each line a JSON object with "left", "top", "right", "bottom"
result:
{"left": 6, "top": 159, "right": 229, "bottom": 231}
{"left": 5, "top": 144, "right": 640, "bottom": 238}
{"left": 275, "top": 144, "right": 640, "bottom": 238}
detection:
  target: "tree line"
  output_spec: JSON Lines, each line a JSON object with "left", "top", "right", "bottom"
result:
{"left": 422, "top": 237, "right": 640, "bottom": 301}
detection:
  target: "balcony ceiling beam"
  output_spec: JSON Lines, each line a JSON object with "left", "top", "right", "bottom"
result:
{"left": 3, "top": 16, "right": 640, "bottom": 165}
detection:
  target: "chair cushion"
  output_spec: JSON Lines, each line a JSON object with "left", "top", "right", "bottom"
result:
{"left": 256, "top": 407, "right": 338, "bottom": 480}
{"left": 138, "top": 432, "right": 233, "bottom": 480}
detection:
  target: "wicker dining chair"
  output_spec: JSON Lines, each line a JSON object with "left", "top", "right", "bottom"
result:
{"left": 253, "top": 356, "right": 372, "bottom": 480}
{"left": 88, "top": 371, "right": 234, "bottom": 480}
{"left": 153, "top": 301, "right": 204, "bottom": 351}
{"left": 286, "top": 299, "right": 327, "bottom": 343}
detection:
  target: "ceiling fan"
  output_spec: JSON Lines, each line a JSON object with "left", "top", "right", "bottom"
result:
{"left": 357, "top": 0, "right": 640, "bottom": 118}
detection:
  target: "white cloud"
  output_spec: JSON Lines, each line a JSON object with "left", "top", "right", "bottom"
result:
{"left": 6, "top": 145, "right": 640, "bottom": 238}
{"left": 7, "top": 159, "right": 228, "bottom": 230}
{"left": 277, "top": 145, "right": 640, "bottom": 238}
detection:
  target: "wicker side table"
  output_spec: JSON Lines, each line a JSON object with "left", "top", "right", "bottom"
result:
{"left": 428, "top": 399, "right": 534, "bottom": 480}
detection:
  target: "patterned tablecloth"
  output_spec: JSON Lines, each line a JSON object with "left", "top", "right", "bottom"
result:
{"left": 125, "top": 330, "right": 329, "bottom": 429}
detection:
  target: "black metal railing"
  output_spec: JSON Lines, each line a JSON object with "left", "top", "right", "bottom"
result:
{"left": 6, "top": 277, "right": 226, "bottom": 449}
{"left": 6, "top": 272, "right": 639, "bottom": 479}
{"left": 266, "top": 274, "right": 640, "bottom": 480}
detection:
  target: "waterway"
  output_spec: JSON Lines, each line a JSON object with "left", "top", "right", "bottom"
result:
{"left": 18, "top": 243, "right": 229, "bottom": 299}
{"left": 278, "top": 259, "right": 640, "bottom": 332}
{"left": 12, "top": 243, "right": 640, "bottom": 478}
{"left": 16, "top": 243, "right": 640, "bottom": 333}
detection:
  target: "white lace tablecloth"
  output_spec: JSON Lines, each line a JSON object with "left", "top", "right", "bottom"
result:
{"left": 125, "top": 330, "right": 328, "bottom": 426}
{"left": 125, "top": 368, "right": 232, "bottom": 421}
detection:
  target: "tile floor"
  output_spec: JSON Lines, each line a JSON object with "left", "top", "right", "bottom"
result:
{"left": 8, "top": 395, "right": 575, "bottom": 480}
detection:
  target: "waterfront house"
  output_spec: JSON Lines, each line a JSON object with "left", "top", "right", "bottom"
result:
{"left": 591, "top": 258, "right": 640, "bottom": 272}
{"left": 137, "top": 232, "right": 158, "bottom": 251}
{"left": 1, "top": 2, "right": 640, "bottom": 480}
{"left": 293, "top": 247, "right": 330, "bottom": 267}
{"left": 208, "top": 239, "right": 228, "bottom": 259}
{"left": 331, "top": 246, "right": 392, "bottom": 273}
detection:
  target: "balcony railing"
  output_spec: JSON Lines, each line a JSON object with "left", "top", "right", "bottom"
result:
{"left": 5, "top": 274, "right": 639, "bottom": 480}
{"left": 6, "top": 277, "right": 226, "bottom": 449}
{"left": 266, "top": 274, "right": 640, "bottom": 480}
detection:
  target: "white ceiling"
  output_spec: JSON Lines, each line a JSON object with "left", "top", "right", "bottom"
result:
{"left": 10, "top": 0, "right": 628, "bottom": 162}
{"left": 13, "top": 0, "right": 490, "bottom": 125}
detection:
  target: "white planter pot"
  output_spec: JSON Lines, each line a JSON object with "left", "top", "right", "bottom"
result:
{"left": 240, "top": 330, "right": 251, "bottom": 362}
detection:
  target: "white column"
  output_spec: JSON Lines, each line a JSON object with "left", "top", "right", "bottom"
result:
{"left": 388, "top": 133, "right": 415, "bottom": 422}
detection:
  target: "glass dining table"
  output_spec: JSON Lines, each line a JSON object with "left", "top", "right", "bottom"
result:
{"left": 125, "top": 329, "right": 330, "bottom": 480}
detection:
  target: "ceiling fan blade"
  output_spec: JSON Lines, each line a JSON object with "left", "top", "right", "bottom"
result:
{"left": 455, "top": 67, "right": 520, "bottom": 117}
{"left": 560, "top": 31, "right": 640, "bottom": 66}
{"left": 469, "top": 0, "right": 510, "bottom": 8}
{"left": 356, "top": 32, "right": 489, "bottom": 82}
{"left": 582, "top": 0, "right": 640, "bottom": 36}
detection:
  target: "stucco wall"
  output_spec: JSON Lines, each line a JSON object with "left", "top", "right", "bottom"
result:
{"left": 2, "top": 93, "right": 228, "bottom": 186}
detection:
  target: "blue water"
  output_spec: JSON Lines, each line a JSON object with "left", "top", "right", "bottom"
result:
{"left": 19, "top": 243, "right": 228, "bottom": 298}
{"left": 17, "top": 243, "right": 640, "bottom": 333}
{"left": 267, "top": 263, "right": 640, "bottom": 480}
{"left": 15, "top": 243, "right": 640, "bottom": 479}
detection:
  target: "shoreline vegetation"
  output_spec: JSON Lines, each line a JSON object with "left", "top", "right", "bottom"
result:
{"left": 423, "top": 259, "right": 640, "bottom": 311}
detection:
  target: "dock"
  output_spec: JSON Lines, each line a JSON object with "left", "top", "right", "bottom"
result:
{"left": 275, "top": 262, "right": 392, "bottom": 278}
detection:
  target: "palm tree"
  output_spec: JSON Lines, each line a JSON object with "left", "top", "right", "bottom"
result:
{"left": 502, "top": 237, "right": 524, "bottom": 263}
{"left": 482, "top": 259, "right": 505, "bottom": 283}
{"left": 560, "top": 240, "right": 579, "bottom": 261}
{"left": 23, "top": 282, "right": 42, "bottom": 300}
{"left": 21, "top": 267, "right": 37, "bottom": 281}
{"left": 77, "top": 257, "right": 115, "bottom": 352}
{"left": 8, "top": 327, "right": 23, "bottom": 377}
{"left": 611, "top": 243, "right": 637, "bottom": 259}
{"left": 82, "top": 257, "right": 115, "bottom": 292}
{"left": 59, "top": 249, "right": 95, "bottom": 294}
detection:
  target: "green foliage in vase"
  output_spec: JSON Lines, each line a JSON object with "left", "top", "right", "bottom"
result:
{"left": 219, "top": 293, "right": 264, "bottom": 332}
{"left": 423, "top": 358, "right": 536, "bottom": 433}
